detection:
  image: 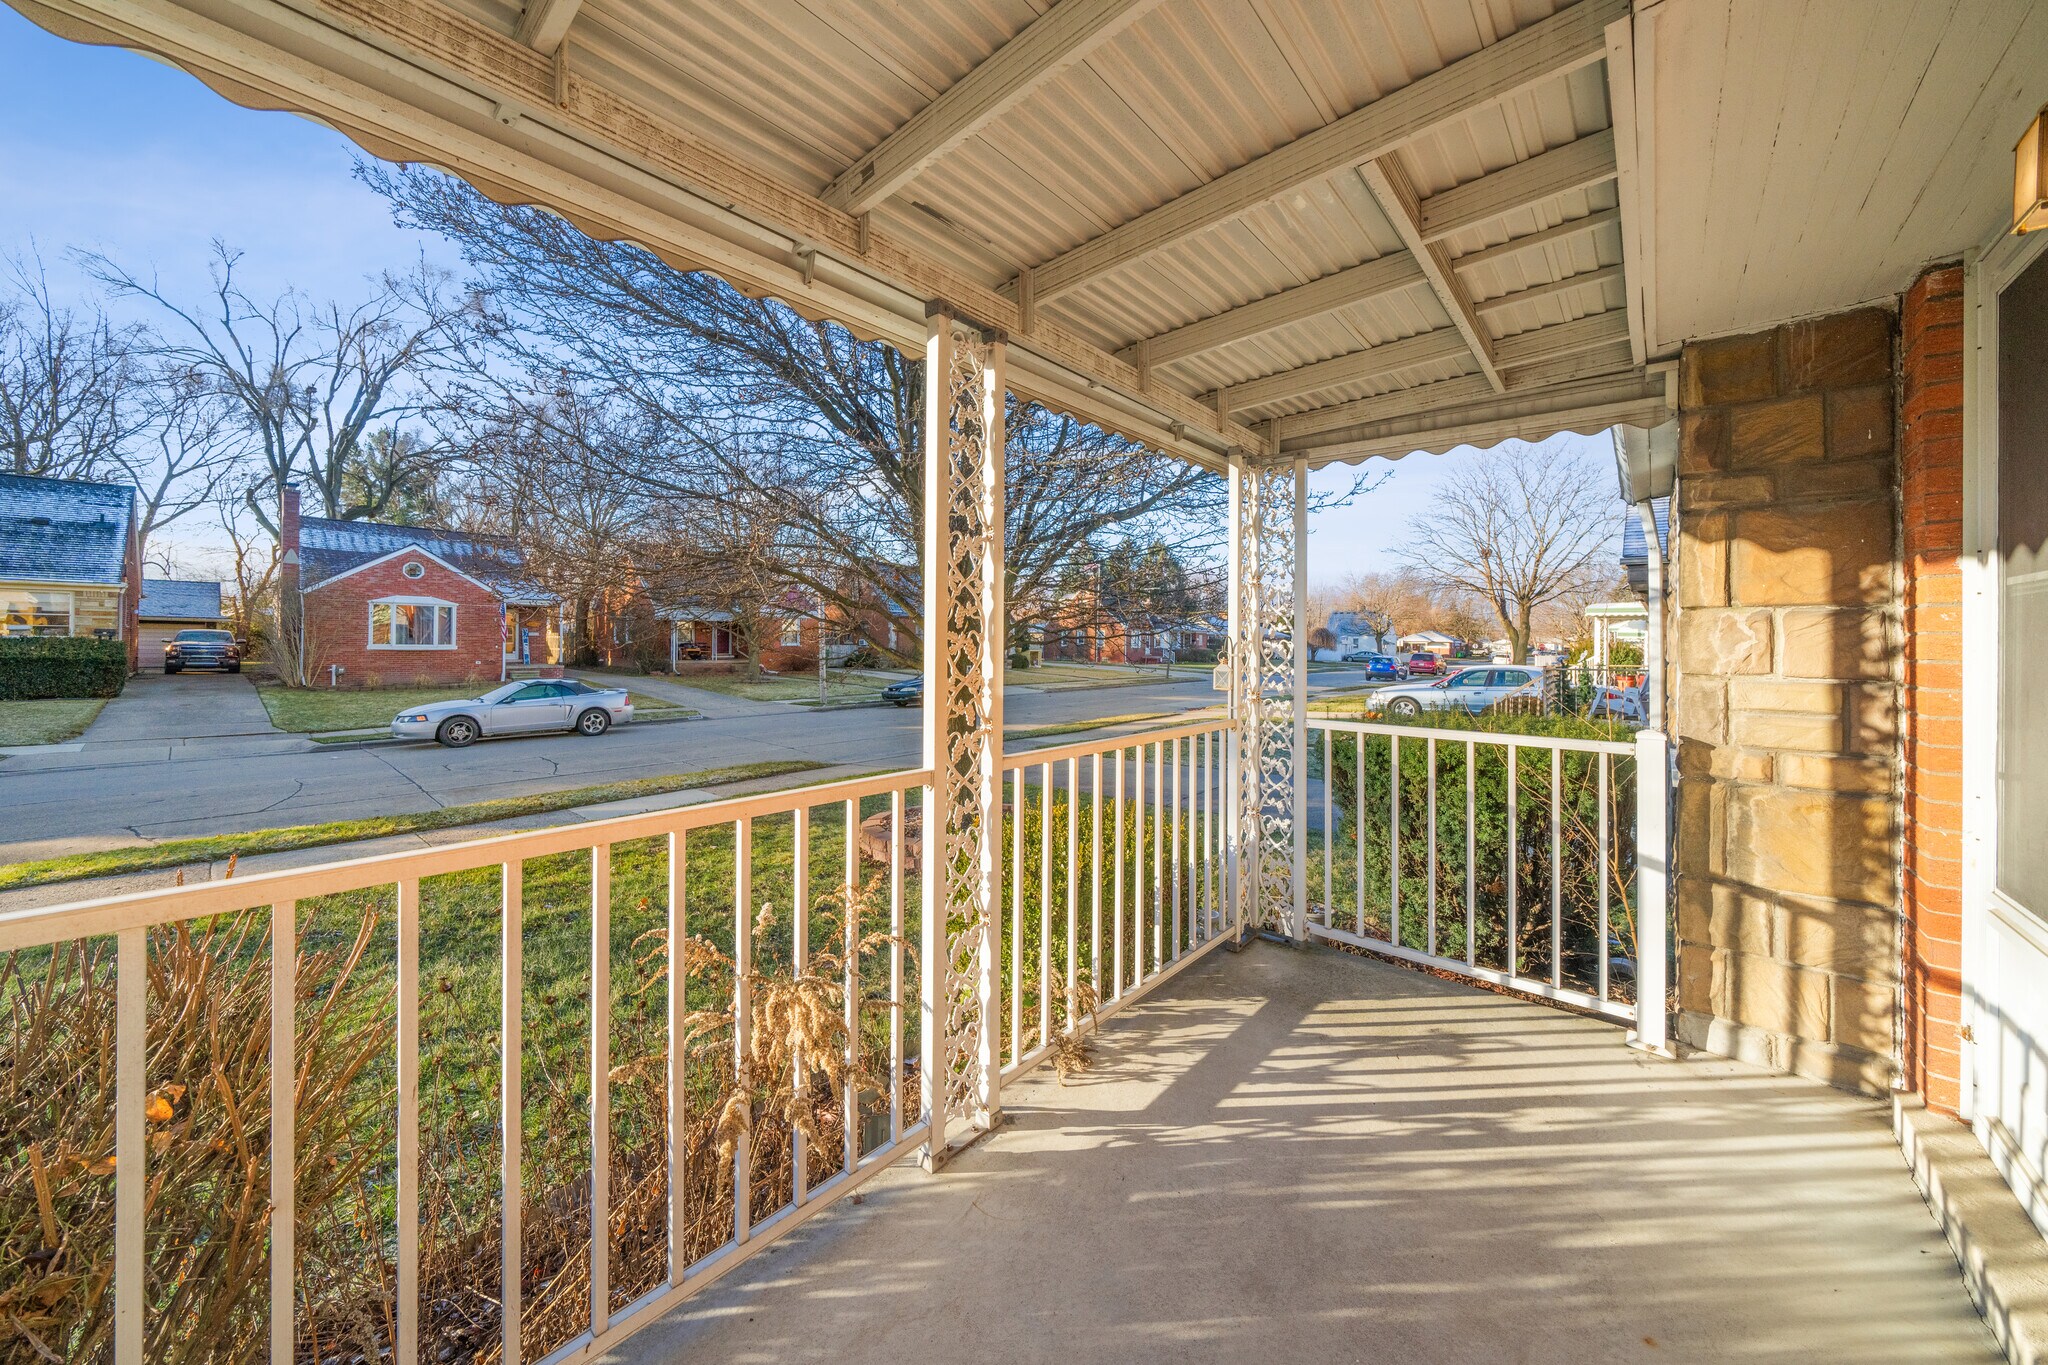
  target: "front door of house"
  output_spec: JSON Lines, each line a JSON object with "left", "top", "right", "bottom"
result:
{"left": 1971, "top": 238, "right": 2048, "bottom": 1237}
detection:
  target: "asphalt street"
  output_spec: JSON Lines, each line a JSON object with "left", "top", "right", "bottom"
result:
{"left": 0, "top": 669, "right": 1375, "bottom": 863}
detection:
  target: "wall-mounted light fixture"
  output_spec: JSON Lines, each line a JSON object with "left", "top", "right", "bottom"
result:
{"left": 2017, "top": 104, "right": 2048, "bottom": 234}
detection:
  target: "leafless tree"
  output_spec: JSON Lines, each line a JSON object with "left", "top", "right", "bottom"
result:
{"left": 82, "top": 241, "right": 481, "bottom": 532}
{"left": 0, "top": 255, "right": 146, "bottom": 480}
{"left": 452, "top": 390, "right": 658, "bottom": 663}
{"left": 1401, "top": 440, "right": 1619, "bottom": 663}
{"left": 363, "top": 163, "right": 1238, "bottom": 643}
{"left": 115, "top": 374, "right": 245, "bottom": 557}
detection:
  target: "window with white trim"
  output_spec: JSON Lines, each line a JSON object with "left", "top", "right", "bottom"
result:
{"left": 1, "top": 590, "right": 72, "bottom": 636}
{"left": 781, "top": 618, "right": 804, "bottom": 647}
{"left": 369, "top": 598, "right": 456, "bottom": 649}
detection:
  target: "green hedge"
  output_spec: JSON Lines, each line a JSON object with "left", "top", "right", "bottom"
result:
{"left": 1312, "top": 710, "right": 1642, "bottom": 998}
{"left": 0, "top": 636, "right": 128, "bottom": 699}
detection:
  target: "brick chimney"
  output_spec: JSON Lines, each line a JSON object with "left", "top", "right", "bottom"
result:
{"left": 278, "top": 485, "right": 303, "bottom": 683}
{"left": 279, "top": 485, "right": 301, "bottom": 599}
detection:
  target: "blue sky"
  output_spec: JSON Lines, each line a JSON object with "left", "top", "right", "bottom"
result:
{"left": 0, "top": 5, "right": 1617, "bottom": 584}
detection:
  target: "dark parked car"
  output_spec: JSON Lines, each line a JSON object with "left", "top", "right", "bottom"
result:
{"left": 882, "top": 675, "right": 923, "bottom": 707}
{"left": 1408, "top": 652, "right": 1443, "bottom": 676}
{"left": 164, "top": 628, "right": 240, "bottom": 674}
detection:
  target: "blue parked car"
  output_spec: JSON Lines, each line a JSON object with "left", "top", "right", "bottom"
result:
{"left": 882, "top": 675, "right": 923, "bottom": 707}
{"left": 1356, "top": 654, "right": 1409, "bottom": 682}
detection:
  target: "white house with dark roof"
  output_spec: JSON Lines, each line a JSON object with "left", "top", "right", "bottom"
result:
{"left": 0, "top": 471, "right": 142, "bottom": 671}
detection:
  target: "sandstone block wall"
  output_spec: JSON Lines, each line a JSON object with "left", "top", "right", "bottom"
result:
{"left": 1672, "top": 306, "right": 1902, "bottom": 1093}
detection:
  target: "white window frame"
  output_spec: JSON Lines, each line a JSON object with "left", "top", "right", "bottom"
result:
{"left": 368, "top": 596, "right": 458, "bottom": 650}
{"left": 1963, "top": 222, "right": 2048, "bottom": 1164}
{"left": 781, "top": 618, "right": 804, "bottom": 647}
{"left": 1, "top": 588, "right": 74, "bottom": 636}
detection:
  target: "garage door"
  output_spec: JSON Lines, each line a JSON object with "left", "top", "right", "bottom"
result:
{"left": 139, "top": 624, "right": 180, "bottom": 659}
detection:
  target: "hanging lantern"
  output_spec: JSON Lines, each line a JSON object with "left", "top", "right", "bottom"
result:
{"left": 2017, "top": 104, "right": 2048, "bottom": 234}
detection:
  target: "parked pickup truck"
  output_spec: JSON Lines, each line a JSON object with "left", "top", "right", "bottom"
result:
{"left": 164, "top": 629, "right": 241, "bottom": 674}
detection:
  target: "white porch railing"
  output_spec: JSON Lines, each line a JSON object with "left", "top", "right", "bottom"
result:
{"left": 0, "top": 768, "right": 938, "bottom": 1365}
{"left": 0, "top": 717, "right": 1251, "bottom": 1365}
{"left": 1304, "top": 719, "right": 1670, "bottom": 1044}
{"left": 996, "top": 718, "right": 1239, "bottom": 1081}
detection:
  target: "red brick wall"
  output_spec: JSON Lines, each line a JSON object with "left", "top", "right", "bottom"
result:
{"left": 1900, "top": 262, "right": 1967, "bottom": 1116}
{"left": 303, "top": 557, "right": 504, "bottom": 688}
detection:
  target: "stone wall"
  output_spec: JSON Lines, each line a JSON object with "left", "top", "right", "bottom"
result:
{"left": 1672, "top": 306, "right": 1902, "bottom": 1093}
{"left": 1899, "top": 264, "right": 1967, "bottom": 1115}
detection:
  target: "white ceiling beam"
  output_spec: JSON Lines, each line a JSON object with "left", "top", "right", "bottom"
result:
{"left": 1501, "top": 338, "right": 1636, "bottom": 390}
{"left": 1018, "top": 0, "right": 1624, "bottom": 302}
{"left": 1418, "top": 128, "right": 1616, "bottom": 244}
{"left": 1274, "top": 373, "right": 1498, "bottom": 441}
{"left": 1472, "top": 263, "right": 1623, "bottom": 315}
{"left": 1209, "top": 328, "right": 1470, "bottom": 412}
{"left": 514, "top": 0, "right": 581, "bottom": 54}
{"left": 1603, "top": 12, "right": 1650, "bottom": 365}
{"left": 1492, "top": 308, "right": 1629, "bottom": 367}
{"left": 823, "top": 0, "right": 1165, "bottom": 214}
{"left": 1119, "top": 252, "right": 1427, "bottom": 368}
{"left": 1449, "top": 207, "right": 1618, "bottom": 274}
{"left": 1358, "top": 155, "right": 1504, "bottom": 392}
{"left": 1296, "top": 387, "right": 1670, "bottom": 467}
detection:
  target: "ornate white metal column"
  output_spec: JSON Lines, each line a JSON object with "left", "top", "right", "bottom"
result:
{"left": 1226, "top": 452, "right": 1306, "bottom": 941}
{"left": 918, "top": 303, "right": 1005, "bottom": 1168}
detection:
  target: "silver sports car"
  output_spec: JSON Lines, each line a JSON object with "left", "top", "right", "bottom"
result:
{"left": 391, "top": 679, "right": 634, "bottom": 747}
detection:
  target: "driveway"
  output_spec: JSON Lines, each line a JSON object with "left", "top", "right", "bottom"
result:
{"left": 81, "top": 669, "right": 283, "bottom": 743}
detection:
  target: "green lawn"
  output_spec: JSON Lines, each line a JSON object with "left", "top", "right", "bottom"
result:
{"left": 664, "top": 672, "right": 889, "bottom": 702}
{"left": 0, "top": 697, "right": 108, "bottom": 746}
{"left": 258, "top": 682, "right": 684, "bottom": 733}
{"left": 0, "top": 760, "right": 824, "bottom": 891}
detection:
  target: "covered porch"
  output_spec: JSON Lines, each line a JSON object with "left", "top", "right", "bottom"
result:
{"left": 3, "top": 0, "right": 2047, "bottom": 1362}
{"left": 624, "top": 944, "right": 1994, "bottom": 1364}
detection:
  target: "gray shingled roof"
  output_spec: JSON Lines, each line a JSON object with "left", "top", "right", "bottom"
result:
{"left": 0, "top": 472, "right": 133, "bottom": 585}
{"left": 139, "top": 578, "right": 225, "bottom": 621}
{"left": 299, "top": 516, "right": 555, "bottom": 603}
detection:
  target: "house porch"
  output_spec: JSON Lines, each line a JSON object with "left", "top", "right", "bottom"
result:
{"left": 620, "top": 943, "right": 1996, "bottom": 1365}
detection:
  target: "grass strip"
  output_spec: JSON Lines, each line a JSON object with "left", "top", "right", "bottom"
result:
{"left": 0, "top": 697, "right": 108, "bottom": 747}
{"left": 0, "top": 759, "right": 827, "bottom": 891}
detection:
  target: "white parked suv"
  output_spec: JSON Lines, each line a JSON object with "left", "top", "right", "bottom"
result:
{"left": 1362, "top": 665, "right": 1542, "bottom": 719}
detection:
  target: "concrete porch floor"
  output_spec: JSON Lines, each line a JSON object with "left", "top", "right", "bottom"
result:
{"left": 611, "top": 943, "right": 1998, "bottom": 1365}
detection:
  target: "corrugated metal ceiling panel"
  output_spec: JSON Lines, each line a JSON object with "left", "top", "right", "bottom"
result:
{"left": 505, "top": 0, "right": 1649, "bottom": 450}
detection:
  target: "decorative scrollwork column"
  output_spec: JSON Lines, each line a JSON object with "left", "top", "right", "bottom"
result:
{"left": 1226, "top": 452, "right": 1307, "bottom": 941}
{"left": 918, "top": 303, "right": 1005, "bottom": 1167}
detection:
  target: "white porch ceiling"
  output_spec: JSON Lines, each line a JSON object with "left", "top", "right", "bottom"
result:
{"left": 9, "top": 0, "right": 1686, "bottom": 469}
{"left": 1636, "top": 0, "right": 2048, "bottom": 355}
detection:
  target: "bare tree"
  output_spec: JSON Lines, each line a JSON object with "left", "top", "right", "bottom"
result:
{"left": 1401, "top": 440, "right": 1619, "bottom": 663}
{"left": 0, "top": 255, "right": 146, "bottom": 480}
{"left": 453, "top": 390, "right": 657, "bottom": 663}
{"left": 115, "top": 374, "right": 245, "bottom": 557}
{"left": 83, "top": 241, "right": 480, "bottom": 532}
{"left": 363, "top": 163, "right": 1235, "bottom": 642}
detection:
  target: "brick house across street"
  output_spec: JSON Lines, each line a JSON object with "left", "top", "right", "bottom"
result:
{"left": 279, "top": 487, "right": 559, "bottom": 688}
{"left": 0, "top": 470, "right": 143, "bottom": 672}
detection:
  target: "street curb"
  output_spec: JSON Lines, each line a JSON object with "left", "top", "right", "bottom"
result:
{"left": 306, "top": 707, "right": 705, "bottom": 751}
